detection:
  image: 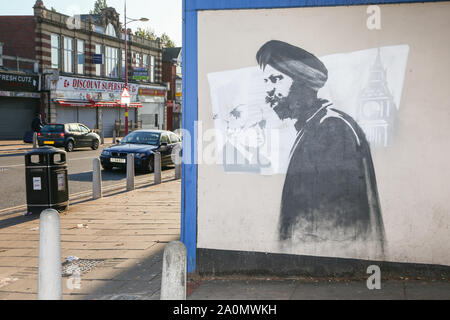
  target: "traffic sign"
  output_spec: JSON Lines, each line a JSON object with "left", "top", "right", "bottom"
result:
{"left": 121, "top": 88, "right": 131, "bottom": 105}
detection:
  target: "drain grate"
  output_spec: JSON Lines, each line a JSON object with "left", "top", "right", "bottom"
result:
{"left": 62, "top": 259, "right": 106, "bottom": 277}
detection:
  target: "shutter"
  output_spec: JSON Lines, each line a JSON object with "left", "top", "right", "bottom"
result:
{"left": 78, "top": 107, "right": 97, "bottom": 130}
{"left": 0, "top": 97, "right": 38, "bottom": 140}
{"left": 56, "top": 106, "right": 77, "bottom": 124}
{"left": 140, "top": 102, "right": 159, "bottom": 129}
{"left": 101, "top": 107, "right": 118, "bottom": 137}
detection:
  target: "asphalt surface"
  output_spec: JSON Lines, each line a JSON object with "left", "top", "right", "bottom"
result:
{"left": 0, "top": 145, "right": 169, "bottom": 212}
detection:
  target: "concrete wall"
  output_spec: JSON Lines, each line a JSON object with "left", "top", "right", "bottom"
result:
{"left": 196, "top": 2, "right": 450, "bottom": 274}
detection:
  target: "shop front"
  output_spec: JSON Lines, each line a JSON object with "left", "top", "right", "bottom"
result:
{"left": 138, "top": 86, "right": 167, "bottom": 130}
{"left": 52, "top": 76, "right": 142, "bottom": 137}
{"left": 0, "top": 71, "right": 41, "bottom": 140}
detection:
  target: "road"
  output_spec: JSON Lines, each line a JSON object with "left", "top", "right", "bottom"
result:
{"left": 0, "top": 145, "right": 169, "bottom": 212}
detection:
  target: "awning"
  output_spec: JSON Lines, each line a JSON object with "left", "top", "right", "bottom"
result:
{"left": 94, "top": 101, "right": 142, "bottom": 108}
{"left": 56, "top": 100, "right": 142, "bottom": 108}
{"left": 56, "top": 100, "right": 94, "bottom": 107}
{"left": 94, "top": 101, "right": 120, "bottom": 108}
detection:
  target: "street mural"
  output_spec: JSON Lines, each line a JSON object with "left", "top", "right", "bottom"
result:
{"left": 207, "top": 40, "right": 409, "bottom": 257}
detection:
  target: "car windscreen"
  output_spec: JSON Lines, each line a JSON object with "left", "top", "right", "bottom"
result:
{"left": 41, "top": 124, "right": 64, "bottom": 133}
{"left": 120, "top": 131, "right": 160, "bottom": 145}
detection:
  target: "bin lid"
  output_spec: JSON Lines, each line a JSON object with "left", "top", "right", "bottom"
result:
{"left": 26, "top": 146, "right": 66, "bottom": 156}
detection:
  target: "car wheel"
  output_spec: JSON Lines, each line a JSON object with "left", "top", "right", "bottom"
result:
{"left": 65, "top": 141, "right": 74, "bottom": 152}
{"left": 91, "top": 139, "right": 99, "bottom": 150}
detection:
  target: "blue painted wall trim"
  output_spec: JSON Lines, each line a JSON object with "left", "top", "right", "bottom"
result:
{"left": 181, "top": 0, "right": 447, "bottom": 273}
{"left": 186, "top": 0, "right": 446, "bottom": 11}
{"left": 181, "top": 0, "right": 198, "bottom": 273}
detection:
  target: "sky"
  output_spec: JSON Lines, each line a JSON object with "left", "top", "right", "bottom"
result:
{"left": 0, "top": 0, "right": 182, "bottom": 47}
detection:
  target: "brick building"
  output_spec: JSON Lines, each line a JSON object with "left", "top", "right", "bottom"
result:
{"left": 0, "top": 15, "right": 41, "bottom": 139}
{"left": 162, "top": 47, "right": 182, "bottom": 131}
{"left": 0, "top": 0, "right": 168, "bottom": 138}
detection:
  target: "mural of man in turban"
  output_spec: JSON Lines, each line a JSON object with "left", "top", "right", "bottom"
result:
{"left": 256, "top": 40, "right": 386, "bottom": 254}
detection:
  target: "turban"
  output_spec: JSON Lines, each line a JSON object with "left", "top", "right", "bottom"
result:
{"left": 256, "top": 40, "right": 328, "bottom": 91}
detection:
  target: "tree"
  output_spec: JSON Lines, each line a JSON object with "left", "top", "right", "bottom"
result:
{"left": 134, "top": 29, "right": 176, "bottom": 48}
{"left": 160, "top": 33, "right": 175, "bottom": 48}
{"left": 134, "top": 27, "right": 157, "bottom": 41}
{"left": 90, "top": 0, "right": 108, "bottom": 15}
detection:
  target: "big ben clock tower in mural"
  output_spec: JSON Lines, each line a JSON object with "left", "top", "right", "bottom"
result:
{"left": 357, "top": 48, "right": 398, "bottom": 148}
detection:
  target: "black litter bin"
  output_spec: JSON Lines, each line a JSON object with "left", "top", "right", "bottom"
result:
{"left": 25, "top": 147, "right": 69, "bottom": 215}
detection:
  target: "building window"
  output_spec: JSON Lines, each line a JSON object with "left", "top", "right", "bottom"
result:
{"left": 95, "top": 44, "right": 102, "bottom": 76}
{"left": 121, "top": 49, "right": 126, "bottom": 78}
{"left": 77, "top": 40, "right": 85, "bottom": 75}
{"left": 63, "top": 37, "right": 74, "bottom": 73}
{"left": 105, "top": 46, "right": 119, "bottom": 78}
{"left": 106, "top": 23, "right": 116, "bottom": 37}
{"left": 51, "top": 34, "right": 60, "bottom": 69}
{"left": 135, "top": 52, "right": 141, "bottom": 68}
{"left": 143, "top": 54, "right": 149, "bottom": 81}
{"left": 150, "top": 55, "right": 155, "bottom": 82}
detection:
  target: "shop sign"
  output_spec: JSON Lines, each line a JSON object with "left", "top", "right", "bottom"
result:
{"left": 56, "top": 76, "right": 138, "bottom": 94}
{"left": 138, "top": 88, "right": 166, "bottom": 96}
{"left": 0, "top": 71, "right": 40, "bottom": 92}
{"left": 132, "top": 68, "right": 149, "bottom": 81}
{"left": 93, "top": 54, "right": 103, "bottom": 64}
{"left": 55, "top": 76, "right": 139, "bottom": 103}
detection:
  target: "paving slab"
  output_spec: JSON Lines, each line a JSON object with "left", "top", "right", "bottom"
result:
{"left": 0, "top": 177, "right": 181, "bottom": 300}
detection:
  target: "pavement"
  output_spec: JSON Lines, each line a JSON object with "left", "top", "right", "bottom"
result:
{"left": 0, "top": 140, "right": 449, "bottom": 301}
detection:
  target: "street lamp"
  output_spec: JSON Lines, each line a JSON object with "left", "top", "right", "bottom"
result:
{"left": 124, "top": 0, "right": 148, "bottom": 135}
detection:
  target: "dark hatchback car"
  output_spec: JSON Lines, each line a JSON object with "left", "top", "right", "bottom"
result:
{"left": 100, "top": 130, "right": 181, "bottom": 172}
{"left": 38, "top": 123, "right": 101, "bottom": 152}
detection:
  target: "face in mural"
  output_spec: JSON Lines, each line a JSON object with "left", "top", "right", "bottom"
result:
{"left": 262, "top": 65, "right": 293, "bottom": 120}
{"left": 256, "top": 40, "right": 386, "bottom": 256}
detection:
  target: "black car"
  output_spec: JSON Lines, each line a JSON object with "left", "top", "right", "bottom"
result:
{"left": 100, "top": 130, "right": 181, "bottom": 172}
{"left": 38, "top": 123, "right": 101, "bottom": 152}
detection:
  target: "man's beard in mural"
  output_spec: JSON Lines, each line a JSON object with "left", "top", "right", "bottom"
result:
{"left": 265, "top": 89, "right": 291, "bottom": 120}
{"left": 256, "top": 40, "right": 386, "bottom": 256}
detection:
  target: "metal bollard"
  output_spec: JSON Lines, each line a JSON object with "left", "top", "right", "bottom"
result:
{"left": 126, "top": 153, "right": 135, "bottom": 191}
{"left": 172, "top": 145, "right": 181, "bottom": 180}
{"left": 113, "top": 130, "right": 116, "bottom": 144}
{"left": 33, "top": 132, "right": 38, "bottom": 149}
{"left": 100, "top": 130, "right": 105, "bottom": 145}
{"left": 175, "top": 163, "right": 181, "bottom": 180}
{"left": 154, "top": 152, "right": 161, "bottom": 185}
{"left": 160, "top": 241, "right": 187, "bottom": 300}
{"left": 38, "top": 209, "right": 62, "bottom": 300}
{"left": 93, "top": 158, "right": 102, "bottom": 199}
